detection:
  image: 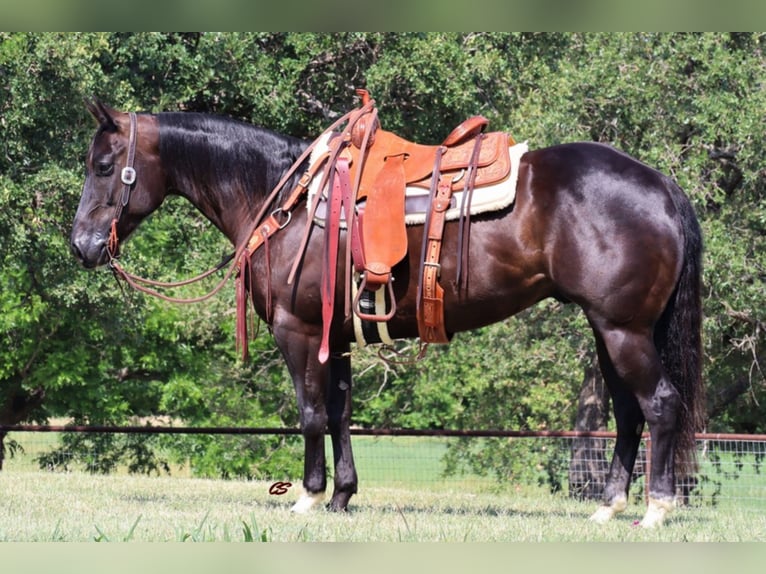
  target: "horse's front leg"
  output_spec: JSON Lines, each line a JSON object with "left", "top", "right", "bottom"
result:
{"left": 272, "top": 322, "right": 329, "bottom": 513}
{"left": 327, "top": 344, "right": 358, "bottom": 511}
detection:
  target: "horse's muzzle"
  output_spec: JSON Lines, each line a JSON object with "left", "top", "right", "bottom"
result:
{"left": 70, "top": 232, "right": 108, "bottom": 269}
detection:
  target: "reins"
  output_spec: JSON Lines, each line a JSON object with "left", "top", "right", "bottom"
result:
{"left": 99, "top": 95, "right": 437, "bottom": 367}
{"left": 106, "top": 102, "right": 373, "bottom": 307}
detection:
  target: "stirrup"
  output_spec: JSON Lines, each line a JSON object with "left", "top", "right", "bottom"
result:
{"left": 352, "top": 274, "right": 396, "bottom": 322}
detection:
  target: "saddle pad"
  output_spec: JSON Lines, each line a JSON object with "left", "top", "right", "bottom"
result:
{"left": 309, "top": 141, "right": 529, "bottom": 227}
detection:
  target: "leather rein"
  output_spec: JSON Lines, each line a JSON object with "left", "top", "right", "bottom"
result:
{"left": 106, "top": 101, "right": 375, "bottom": 326}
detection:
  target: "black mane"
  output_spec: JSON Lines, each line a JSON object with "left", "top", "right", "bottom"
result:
{"left": 158, "top": 112, "right": 310, "bottom": 208}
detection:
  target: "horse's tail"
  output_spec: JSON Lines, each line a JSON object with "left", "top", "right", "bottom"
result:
{"left": 656, "top": 179, "right": 706, "bottom": 476}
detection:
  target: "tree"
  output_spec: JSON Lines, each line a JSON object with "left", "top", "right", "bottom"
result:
{"left": 1, "top": 33, "right": 764, "bottom": 482}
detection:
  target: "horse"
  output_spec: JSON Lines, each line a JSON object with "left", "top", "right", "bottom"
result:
{"left": 70, "top": 98, "right": 704, "bottom": 528}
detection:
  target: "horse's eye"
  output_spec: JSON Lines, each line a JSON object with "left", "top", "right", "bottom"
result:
{"left": 96, "top": 161, "right": 114, "bottom": 177}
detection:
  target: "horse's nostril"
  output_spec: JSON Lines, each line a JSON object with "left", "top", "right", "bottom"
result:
{"left": 70, "top": 236, "right": 100, "bottom": 268}
{"left": 70, "top": 239, "right": 84, "bottom": 262}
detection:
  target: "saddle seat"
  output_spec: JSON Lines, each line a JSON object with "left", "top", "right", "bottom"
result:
{"left": 349, "top": 126, "right": 515, "bottom": 199}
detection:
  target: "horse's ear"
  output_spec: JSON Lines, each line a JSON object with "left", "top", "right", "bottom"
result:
{"left": 84, "top": 97, "right": 118, "bottom": 132}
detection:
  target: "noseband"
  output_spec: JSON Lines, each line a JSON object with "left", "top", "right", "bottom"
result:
{"left": 107, "top": 111, "right": 138, "bottom": 260}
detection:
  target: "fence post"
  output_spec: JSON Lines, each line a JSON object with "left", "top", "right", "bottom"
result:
{"left": 644, "top": 436, "right": 651, "bottom": 504}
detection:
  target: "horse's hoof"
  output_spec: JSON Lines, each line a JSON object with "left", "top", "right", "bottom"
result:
{"left": 589, "top": 496, "right": 627, "bottom": 524}
{"left": 589, "top": 506, "right": 616, "bottom": 524}
{"left": 638, "top": 497, "right": 675, "bottom": 528}
{"left": 290, "top": 491, "right": 325, "bottom": 514}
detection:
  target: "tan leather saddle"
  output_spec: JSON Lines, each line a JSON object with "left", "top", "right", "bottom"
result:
{"left": 342, "top": 90, "right": 515, "bottom": 343}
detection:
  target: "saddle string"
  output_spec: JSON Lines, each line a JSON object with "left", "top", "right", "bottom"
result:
{"left": 455, "top": 132, "right": 485, "bottom": 292}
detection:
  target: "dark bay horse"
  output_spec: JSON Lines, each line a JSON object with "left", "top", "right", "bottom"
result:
{"left": 70, "top": 99, "right": 704, "bottom": 527}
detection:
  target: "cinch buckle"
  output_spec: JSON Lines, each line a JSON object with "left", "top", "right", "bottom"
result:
{"left": 423, "top": 261, "right": 441, "bottom": 276}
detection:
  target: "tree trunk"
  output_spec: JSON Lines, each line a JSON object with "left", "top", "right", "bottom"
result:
{"left": 568, "top": 350, "right": 610, "bottom": 500}
{"left": 0, "top": 386, "right": 45, "bottom": 471}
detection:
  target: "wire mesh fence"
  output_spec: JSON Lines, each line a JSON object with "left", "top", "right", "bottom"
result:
{"left": 2, "top": 427, "right": 765, "bottom": 512}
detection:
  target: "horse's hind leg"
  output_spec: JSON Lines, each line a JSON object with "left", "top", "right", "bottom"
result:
{"left": 326, "top": 345, "right": 358, "bottom": 511}
{"left": 589, "top": 324, "right": 681, "bottom": 527}
{"left": 589, "top": 334, "right": 645, "bottom": 524}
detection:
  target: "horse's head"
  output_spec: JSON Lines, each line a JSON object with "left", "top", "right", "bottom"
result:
{"left": 70, "top": 99, "right": 164, "bottom": 268}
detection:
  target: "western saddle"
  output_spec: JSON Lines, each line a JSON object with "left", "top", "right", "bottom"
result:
{"left": 341, "top": 90, "right": 514, "bottom": 345}
{"left": 238, "top": 89, "right": 516, "bottom": 362}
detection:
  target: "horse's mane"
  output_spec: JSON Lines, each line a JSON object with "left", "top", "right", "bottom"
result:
{"left": 158, "top": 112, "right": 309, "bottom": 207}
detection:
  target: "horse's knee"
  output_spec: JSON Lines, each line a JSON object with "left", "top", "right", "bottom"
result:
{"left": 300, "top": 406, "right": 328, "bottom": 437}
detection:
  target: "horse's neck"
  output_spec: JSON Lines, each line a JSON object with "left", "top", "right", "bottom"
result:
{"left": 159, "top": 114, "right": 308, "bottom": 247}
{"left": 171, "top": 183, "right": 256, "bottom": 247}
{"left": 163, "top": 155, "right": 269, "bottom": 247}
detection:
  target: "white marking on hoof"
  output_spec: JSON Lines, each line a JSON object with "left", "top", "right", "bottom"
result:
{"left": 290, "top": 491, "right": 325, "bottom": 514}
{"left": 639, "top": 497, "right": 675, "bottom": 528}
{"left": 589, "top": 496, "right": 627, "bottom": 524}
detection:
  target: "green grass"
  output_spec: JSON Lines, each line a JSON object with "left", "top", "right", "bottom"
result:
{"left": 6, "top": 432, "right": 766, "bottom": 513}
{"left": 1, "top": 470, "right": 765, "bottom": 542}
{"left": 349, "top": 436, "right": 479, "bottom": 489}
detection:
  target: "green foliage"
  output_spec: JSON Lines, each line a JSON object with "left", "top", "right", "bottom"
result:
{"left": 36, "top": 432, "right": 170, "bottom": 475}
{"left": 353, "top": 303, "right": 586, "bottom": 431}
{"left": 1, "top": 33, "right": 765, "bottom": 485}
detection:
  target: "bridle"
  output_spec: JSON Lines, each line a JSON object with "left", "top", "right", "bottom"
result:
{"left": 104, "top": 110, "right": 242, "bottom": 304}
{"left": 107, "top": 111, "right": 137, "bottom": 260}
{"left": 103, "top": 110, "right": 254, "bottom": 305}
{"left": 96, "top": 95, "right": 422, "bottom": 363}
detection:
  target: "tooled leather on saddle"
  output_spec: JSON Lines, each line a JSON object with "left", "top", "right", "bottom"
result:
{"left": 310, "top": 124, "right": 516, "bottom": 267}
{"left": 352, "top": 126, "right": 513, "bottom": 197}
{"left": 307, "top": 98, "right": 519, "bottom": 344}
{"left": 237, "top": 91, "right": 525, "bottom": 361}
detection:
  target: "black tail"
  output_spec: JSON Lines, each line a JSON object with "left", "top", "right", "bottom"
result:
{"left": 655, "top": 179, "right": 706, "bottom": 475}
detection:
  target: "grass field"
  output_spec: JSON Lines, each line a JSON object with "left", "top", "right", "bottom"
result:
{"left": 3, "top": 432, "right": 766, "bottom": 541}
{"left": 2, "top": 468, "right": 765, "bottom": 542}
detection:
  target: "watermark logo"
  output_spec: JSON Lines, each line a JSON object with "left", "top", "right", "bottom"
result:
{"left": 268, "top": 481, "right": 293, "bottom": 495}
